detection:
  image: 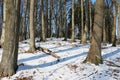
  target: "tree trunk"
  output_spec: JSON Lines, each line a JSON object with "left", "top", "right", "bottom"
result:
{"left": 118, "top": 6, "right": 120, "bottom": 44}
{"left": 23, "top": 0, "right": 27, "bottom": 40}
{"left": 0, "top": 0, "right": 21, "bottom": 76}
{"left": 63, "top": 0, "right": 67, "bottom": 41}
{"left": 103, "top": 17, "right": 107, "bottom": 44}
{"left": 71, "top": 0, "right": 75, "bottom": 42}
{"left": 40, "top": 0, "right": 46, "bottom": 41}
{"left": 29, "top": 0, "right": 36, "bottom": 52}
{"left": 34, "top": 0, "right": 38, "bottom": 37}
{"left": 81, "top": 0, "right": 87, "bottom": 44}
{"left": 89, "top": 0, "right": 92, "bottom": 41}
{"left": 49, "top": 0, "right": 53, "bottom": 38}
{"left": 112, "top": 6, "right": 117, "bottom": 47}
{"left": 45, "top": 0, "right": 48, "bottom": 38}
{"left": 83, "top": 0, "right": 104, "bottom": 65}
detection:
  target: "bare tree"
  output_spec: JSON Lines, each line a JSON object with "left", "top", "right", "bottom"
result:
{"left": 71, "top": 0, "right": 75, "bottom": 42}
{"left": 81, "top": 0, "right": 87, "bottom": 44}
{"left": 40, "top": 0, "right": 46, "bottom": 41}
{"left": 118, "top": 5, "right": 120, "bottom": 44}
{"left": 83, "top": 0, "right": 104, "bottom": 65}
{"left": 63, "top": 0, "right": 67, "bottom": 41}
{"left": 29, "top": 0, "right": 36, "bottom": 52}
{"left": 112, "top": 2, "right": 117, "bottom": 46}
{"left": 0, "top": 0, "right": 21, "bottom": 76}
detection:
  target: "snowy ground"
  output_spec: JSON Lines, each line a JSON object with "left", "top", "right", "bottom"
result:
{"left": 0, "top": 38, "right": 120, "bottom": 80}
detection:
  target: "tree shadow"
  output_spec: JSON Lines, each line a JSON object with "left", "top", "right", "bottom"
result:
{"left": 18, "top": 53, "right": 47, "bottom": 63}
{"left": 102, "top": 48, "right": 120, "bottom": 59}
{"left": 18, "top": 44, "right": 87, "bottom": 63}
{"left": 54, "top": 44, "right": 88, "bottom": 54}
{"left": 18, "top": 52, "right": 87, "bottom": 71}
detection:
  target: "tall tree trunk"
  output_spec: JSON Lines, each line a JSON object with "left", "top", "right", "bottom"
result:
{"left": 81, "top": 0, "right": 87, "bottom": 44}
{"left": 46, "top": 0, "right": 48, "bottom": 38}
{"left": 23, "top": 0, "right": 27, "bottom": 40}
{"left": 118, "top": 6, "right": 120, "bottom": 44}
{"left": 49, "top": 0, "right": 53, "bottom": 38}
{"left": 83, "top": 0, "right": 104, "bottom": 65}
{"left": 112, "top": 15, "right": 116, "bottom": 46}
{"left": 0, "top": 0, "right": 21, "bottom": 76}
{"left": 29, "top": 0, "right": 36, "bottom": 52}
{"left": 71, "top": 0, "right": 75, "bottom": 42}
{"left": 40, "top": 0, "right": 46, "bottom": 41}
{"left": 56, "top": 0, "right": 60, "bottom": 38}
{"left": 59, "top": 0, "right": 63, "bottom": 38}
{"left": 112, "top": 5, "right": 117, "bottom": 46}
{"left": 34, "top": 0, "right": 38, "bottom": 37}
{"left": 63, "top": 0, "right": 67, "bottom": 41}
{"left": 89, "top": 0, "right": 92, "bottom": 41}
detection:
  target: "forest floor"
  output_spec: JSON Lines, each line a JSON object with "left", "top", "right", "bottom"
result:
{"left": 0, "top": 38, "right": 120, "bottom": 80}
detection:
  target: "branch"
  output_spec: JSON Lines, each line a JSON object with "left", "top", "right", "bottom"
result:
{"left": 104, "top": 60, "right": 120, "bottom": 67}
{"left": 37, "top": 47, "right": 60, "bottom": 59}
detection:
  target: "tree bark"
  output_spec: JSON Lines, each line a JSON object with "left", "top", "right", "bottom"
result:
{"left": 63, "top": 0, "right": 67, "bottom": 41}
{"left": 118, "top": 6, "right": 120, "bottom": 44}
{"left": 40, "top": 0, "right": 46, "bottom": 41}
{"left": 29, "top": 0, "right": 36, "bottom": 52}
{"left": 0, "top": 0, "right": 6, "bottom": 47}
{"left": 81, "top": 0, "right": 87, "bottom": 44}
{"left": 83, "top": 0, "right": 104, "bottom": 65}
{"left": 71, "top": 0, "right": 75, "bottom": 42}
{"left": 49, "top": 0, "right": 53, "bottom": 38}
{"left": 0, "top": 0, "right": 21, "bottom": 76}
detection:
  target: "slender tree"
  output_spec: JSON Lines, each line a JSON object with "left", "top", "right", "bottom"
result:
{"left": 118, "top": 5, "right": 120, "bottom": 44}
{"left": 29, "top": 0, "right": 36, "bottom": 52}
{"left": 112, "top": 2, "right": 117, "bottom": 46}
{"left": 83, "top": 0, "right": 104, "bottom": 65}
{"left": 71, "top": 0, "right": 75, "bottom": 42}
{"left": 40, "top": 0, "right": 46, "bottom": 41}
{"left": 0, "top": 0, "right": 21, "bottom": 76}
{"left": 81, "top": 0, "right": 87, "bottom": 44}
{"left": 49, "top": 0, "right": 53, "bottom": 37}
{"left": 23, "top": 0, "right": 27, "bottom": 40}
{"left": 63, "top": 0, "right": 67, "bottom": 41}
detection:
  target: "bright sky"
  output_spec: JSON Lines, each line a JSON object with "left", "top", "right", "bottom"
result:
{"left": 91, "top": 0, "right": 96, "bottom": 3}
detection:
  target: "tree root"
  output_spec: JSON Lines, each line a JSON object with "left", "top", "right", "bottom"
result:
{"left": 104, "top": 60, "right": 120, "bottom": 67}
{"left": 0, "top": 66, "right": 16, "bottom": 77}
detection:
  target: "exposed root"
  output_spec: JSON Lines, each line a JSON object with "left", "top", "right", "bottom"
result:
{"left": 104, "top": 60, "right": 120, "bottom": 67}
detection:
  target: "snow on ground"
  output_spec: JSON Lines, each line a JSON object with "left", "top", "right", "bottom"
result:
{"left": 0, "top": 38, "right": 120, "bottom": 80}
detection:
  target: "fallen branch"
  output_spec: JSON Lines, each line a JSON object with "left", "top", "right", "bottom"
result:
{"left": 37, "top": 47, "right": 60, "bottom": 59}
{"left": 104, "top": 60, "right": 120, "bottom": 67}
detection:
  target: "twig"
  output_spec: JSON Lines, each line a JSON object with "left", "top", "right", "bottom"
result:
{"left": 80, "top": 70, "right": 98, "bottom": 80}
{"left": 104, "top": 60, "right": 120, "bottom": 67}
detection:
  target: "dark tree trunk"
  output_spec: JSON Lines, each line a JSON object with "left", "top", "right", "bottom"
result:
{"left": 63, "top": 0, "right": 67, "bottom": 41}
{"left": 40, "top": 0, "right": 46, "bottom": 41}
